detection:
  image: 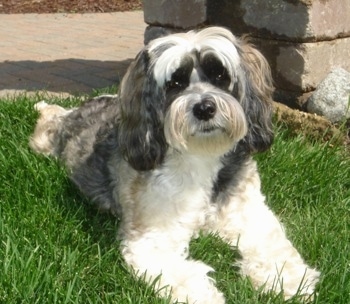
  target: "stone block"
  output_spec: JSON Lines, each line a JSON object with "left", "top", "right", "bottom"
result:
{"left": 144, "top": 0, "right": 207, "bottom": 29}
{"left": 253, "top": 37, "right": 350, "bottom": 92}
{"left": 207, "top": 0, "right": 350, "bottom": 42}
{"left": 144, "top": 26, "right": 179, "bottom": 45}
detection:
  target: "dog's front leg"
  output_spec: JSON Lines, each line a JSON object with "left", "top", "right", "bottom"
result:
{"left": 120, "top": 228, "right": 225, "bottom": 304}
{"left": 211, "top": 165, "right": 319, "bottom": 300}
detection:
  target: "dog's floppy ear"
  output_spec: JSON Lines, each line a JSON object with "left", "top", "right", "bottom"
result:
{"left": 118, "top": 50, "right": 167, "bottom": 171}
{"left": 237, "top": 40, "right": 274, "bottom": 153}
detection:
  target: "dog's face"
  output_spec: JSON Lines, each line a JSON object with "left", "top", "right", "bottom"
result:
{"left": 118, "top": 27, "right": 274, "bottom": 171}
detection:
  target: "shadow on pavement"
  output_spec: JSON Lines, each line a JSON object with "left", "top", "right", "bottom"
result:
{"left": 0, "top": 58, "right": 133, "bottom": 96}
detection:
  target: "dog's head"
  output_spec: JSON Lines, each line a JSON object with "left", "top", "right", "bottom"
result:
{"left": 118, "top": 27, "right": 274, "bottom": 171}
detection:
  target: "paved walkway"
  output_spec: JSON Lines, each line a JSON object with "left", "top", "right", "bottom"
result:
{"left": 0, "top": 11, "right": 146, "bottom": 97}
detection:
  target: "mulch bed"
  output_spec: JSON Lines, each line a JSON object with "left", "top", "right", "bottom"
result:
{"left": 0, "top": 0, "right": 142, "bottom": 14}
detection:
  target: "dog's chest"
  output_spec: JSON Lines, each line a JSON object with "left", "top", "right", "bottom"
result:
{"left": 127, "top": 154, "right": 223, "bottom": 230}
{"left": 155, "top": 153, "right": 221, "bottom": 197}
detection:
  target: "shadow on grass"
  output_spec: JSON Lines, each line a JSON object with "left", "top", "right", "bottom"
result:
{"left": 58, "top": 180, "right": 121, "bottom": 249}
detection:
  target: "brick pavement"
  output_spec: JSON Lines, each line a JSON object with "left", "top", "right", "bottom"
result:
{"left": 0, "top": 11, "right": 146, "bottom": 97}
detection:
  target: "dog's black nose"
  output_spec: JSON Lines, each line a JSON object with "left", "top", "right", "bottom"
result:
{"left": 193, "top": 100, "right": 216, "bottom": 121}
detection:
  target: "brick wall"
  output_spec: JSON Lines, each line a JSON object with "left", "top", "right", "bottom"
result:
{"left": 143, "top": 0, "right": 350, "bottom": 108}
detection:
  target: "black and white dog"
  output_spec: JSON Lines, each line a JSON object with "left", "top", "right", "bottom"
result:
{"left": 30, "top": 27, "right": 319, "bottom": 303}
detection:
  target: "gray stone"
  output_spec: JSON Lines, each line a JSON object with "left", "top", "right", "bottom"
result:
{"left": 207, "top": 0, "right": 350, "bottom": 42}
{"left": 144, "top": 0, "right": 207, "bottom": 29}
{"left": 306, "top": 68, "right": 350, "bottom": 123}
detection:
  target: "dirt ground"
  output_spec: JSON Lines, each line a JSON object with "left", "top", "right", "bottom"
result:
{"left": 273, "top": 101, "right": 348, "bottom": 145}
{"left": 0, "top": 0, "right": 142, "bottom": 14}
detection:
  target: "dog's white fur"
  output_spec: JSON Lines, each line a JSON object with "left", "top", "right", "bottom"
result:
{"left": 30, "top": 27, "right": 319, "bottom": 303}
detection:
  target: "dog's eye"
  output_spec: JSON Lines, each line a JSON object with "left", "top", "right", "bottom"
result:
{"left": 165, "top": 58, "right": 193, "bottom": 93}
{"left": 165, "top": 69, "right": 191, "bottom": 92}
{"left": 215, "top": 72, "right": 225, "bottom": 82}
{"left": 211, "top": 67, "right": 230, "bottom": 87}
{"left": 201, "top": 54, "right": 231, "bottom": 89}
{"left": 165, "top": 79, "right": 186, "bottom": 91}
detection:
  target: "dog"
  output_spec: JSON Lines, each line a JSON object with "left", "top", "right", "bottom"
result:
{"left": 30, "top": 27, "right": 319, "bottom": 303}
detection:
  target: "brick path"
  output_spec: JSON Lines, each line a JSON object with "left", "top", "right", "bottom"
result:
{"left": 0, "top": 11, "right": 146, "bottom": 97}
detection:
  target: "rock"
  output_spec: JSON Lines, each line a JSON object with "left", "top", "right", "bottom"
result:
{"left": 306, "top": 68, "right": 350, "bottom": 123}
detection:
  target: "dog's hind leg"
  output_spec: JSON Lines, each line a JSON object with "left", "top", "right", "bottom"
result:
{"left": 29, "top": 101, "right": 74, "bottom": 156}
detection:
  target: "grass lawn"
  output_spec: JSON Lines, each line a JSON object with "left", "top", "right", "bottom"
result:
{"left": 0, "top": 92, "right": 349, "bottom": 303}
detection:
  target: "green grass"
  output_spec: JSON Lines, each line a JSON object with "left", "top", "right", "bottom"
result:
{"left": 0, "top": 93, "right": 349, "bottom": 303}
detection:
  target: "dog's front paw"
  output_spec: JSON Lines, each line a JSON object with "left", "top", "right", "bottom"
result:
{"left": 239, "top": 256, "right": 320, "bottom": 302}
{"left": 281, "top": 266, "right": 320, "bottom": 302}
{"left": 155, "top": 261, "right": 225, "bottom": 304}
{"left": 170, "top": 274, "right": 225, "bottom": 304}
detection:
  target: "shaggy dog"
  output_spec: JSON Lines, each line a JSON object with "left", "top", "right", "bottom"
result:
{"left": 30, "top": 27, "right": 319, "bottom": 303}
